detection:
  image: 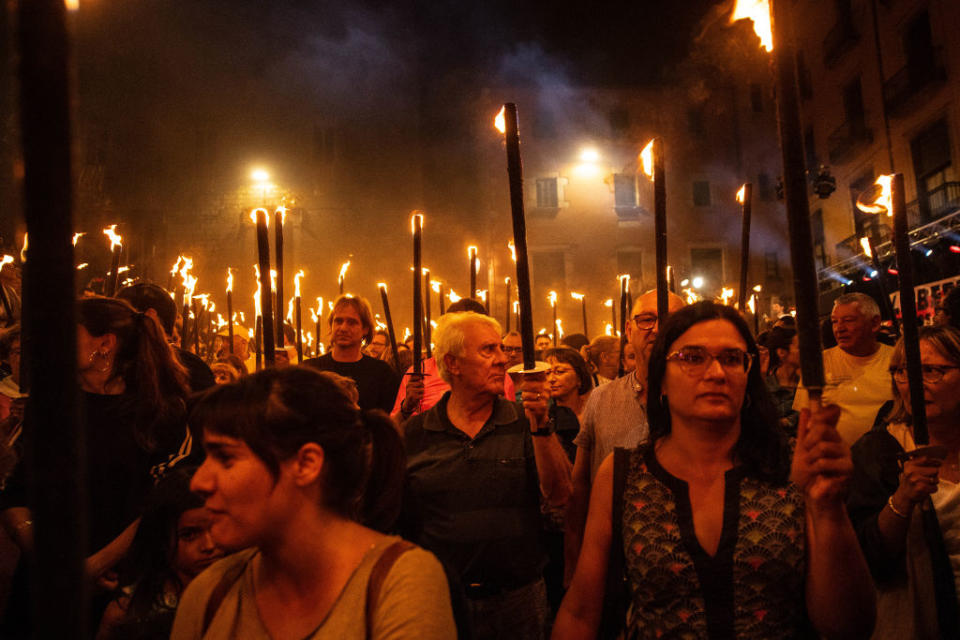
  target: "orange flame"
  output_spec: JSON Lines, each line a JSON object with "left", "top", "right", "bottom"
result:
{"left": 253, "top": 265, "right": 262, "bottom": 318}
{"left": 183, "top": 275, "right": 197, "bottom": 299}
{"left": 178, "top": 257, "right": 194, "bottom": 290}
{"left": 431, "top": 280, "right": 441, "bottom": 293}
{"left": 736, "top": 185, "right": 747, "bottom": 204}
{"left": 338, "top": 261, "right": 350, "bottom": 283}
{"left": 604, "top": 298, "right": 613, "bottom": 307}
{"left": 226, "top": 268, "right": 234, "bottom": 293}
{"left": 570, "top": 292, "right": 584, "bottom": 301}
{"left": 468, "top": 246, "right": 477, "bottom": 259}
{"left": 731, "top": 0, "right": 773, "bottom": 52}
{"left": 860, "top": 237, "right": 872, "bottom": 258}
{"left": 448, "top": 289, "right": 462, "bottom": 303}
{"left": 286, "top": 296, "right": 295, "bottom": 324}
{"left": 103, "top": 225, "right": 122, "bottom": 251}
{"left": 748, "top": 293, "right": 757, "bottom": 314}
{"left": 856, "top": 174, "right": 894, "bottom": 217}
{"left": 377, "top": 282, "right": 387, "bottom": 292}
{"left": 293, "top": 270, "right": 304, "bottom": 298}
{"left": 720, "top": 287, "right": 735, "bottom": 305}
{"left": 478, "top": 289, "right": 487, "bottom": 302}
{"left": 604, "top": 323, "right": 614, "bottom": 336}
{"left": 72, "top": 232, "right": 84, "bottom": 246}
{"left": 639, "top": 139, "right": 654, "bottom": 180}
{"left": 507, "top": 241, "right": 516, "bottom": 262}
{"left": 548, "top": 291, "right": 558, "bottom": 306}
{"left": 512, "top": 300, "right": 519, "bottom": 313}
{"left": 275, "top": 206, "right": 287, "bottom": 226}
{"left": 753, "top": 284, "right": 762, "bottom": 292}
{"left": 249, "top": 208, "right": 269, "bottom": 226}
{"left": 269, "top": 269, "right": 277, "bottom": 293}
{"left": 0, "top": 255, "right": 13, "bottom": 274}
{"left": 77, "top": 263, "right": 89, "bottom": 270}
{"left": 494, "top": 106, "right": 506, "bottom": 134}
{"left": 411, "top": 211, "right": 425, "bottom": 234}
{"left": 20, "top": 233, "right": 27, "bottom": 262}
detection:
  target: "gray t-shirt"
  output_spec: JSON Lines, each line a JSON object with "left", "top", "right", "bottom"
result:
{"left": 574, "top": 372, "right": 648, "bottom": 479}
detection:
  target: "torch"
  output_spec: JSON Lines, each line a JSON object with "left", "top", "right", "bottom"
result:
{"left": 226, "top": 268, "right": 235, "bottom": 354}
{"left": 505, "top": 277, "right": 513, "bottom": 332}
{"left": 274, "top": 207, "right": 286, "bottom": 347}
{"left": 468, "top": 246, "right": 478, "bottom": 299}
{"left": 339, "top": 261, "right": 350, "bottom": 295}
{"left": 181, "top": 273, "right": 197, "bottom": 351}
{"left": 861, "top": 236, "right": 900, "bottom": 335}
{"left": 167, "top": 255, "right": 184, "bottom": 293}
{"left": 438, "top": 282, "right": 446, "bottom": 315}
{"left": 572, "top": 292, "right": 587, "bottom": 336}
{"left": 293, "top": 270, "right": 304, "bottom": 363}
{"left": 605, "top": 298, "right": 615, "bottom": 333}
{"left": 495, "top": 103, "right": 545, "bottom": 374}
{"left": 858, "top": 174, "right": 927, "bottom": 443}
{"left": 103, "top": 224, "right": 122, "bottom": 297}
{"left": 736, "top": 184, "right": 753, "bottom": 313}
{"left": 513, "top": 300, "right": 520, "bottom": 332}
{"left": 549, "top": 291, "right": 558, "bottom": 347}
{"left": 479, "top": 289, "right": 489, "bottom": 315}
{"left": 412, "top": 212, "right": 424, "bottom": 375}
{"left": 618, "top": 275, "right": 630, "bottom": 377}
{"left": 733, "top": 0, "right": 824, "bottom": 405}
{"left": 314, "top": 297, "right": 324, "bottom": 357}
{"left": 640, "top": 139, "right": 669, "bottom": 324}
{"left": 251, "top": 210, "right": 276, "bottom": 367}
{"left": 423, "top": 269, "right": 432, "bottom": 357}
{"left": 0, "top": 256, "right": 14, "bottom": 325}
{"left": 378, "top": 283, "right": 401, "bottom": 368}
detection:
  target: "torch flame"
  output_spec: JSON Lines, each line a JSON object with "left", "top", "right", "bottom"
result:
{"left": 617, "top": 274, "right": 631, "bottom": 285}
{"left": 556, "top": 319, "right": 564, "bottom": 339}
{"left": 736, "top": 185, "right": 746, "bottom": 204}
{"left": 293, "top": 270, "right": 304, "bottom": 298}
{"left": 377, "top": 282, "right": 387, "bottom": 292}
{"left": 183, "top": 275, "right": 197, "bottom": 299}
{"left": 20, "top": 234, "right": 27, "bottom": 262}
{"left": 856, "top": 174, "right": 894, "bottom": 217}
{"left": 731, "top": 0, "right": 773, "bottom": 52}
{"left": 226, "top": 268, "right": 234, "bottom": 293}
{"left": 431, "top": 280, "right": 441, "bottom": 293}
{"left": 178, "top": 257, "right": 194, "bottom": 288}
{"left": 170, "top": 256, "right": 185, "bottom": 277}
{"left": 753, "top": 284, "right": 762, "bottom": 292}
{"left": 604, "top": 298, "right": 613, "bottom": 308}
{"left": 683, "top": 288, "right": 702, "bottom": 305}
{"left": 478, "top": 290, "right": 487, "bottom": 302}
{"left": 508, "top": 241, "right": 516, "bottom": 262}
{"left": 77, "top": 263, "right": 89, "bottom": 270}
{"left": 860, "top": 237, "right": 872, "bottom": 258}
{"left": 448, "top": 289, "right": 462, "bottom": 304}
{"left": 604, "top": 323, "right": 614, "bottom": 336}
{"left": 639, "top": 139, "right": 655, "bottom": 180}
{"left": 494, "top": 106, "right": 506, "bottom": 134}
{"left": 512, "top": 300, "right": 519, "bottom": 313}
{"left": 748, "top": 294, "right": 757, "bottom": 314}
{"left": 117, "top": 266, "right": 130, "bottom": 274}
{"left": 720, "top": 287, "right": 735, "bottom": 305}
{"left": 269, "top": 269, "right": 277, "bottom": 293}
{"left": 275, "top": 206, "right": 287, "bottom": 226}
{"left": 194, "top": 294, "right": 210, "bottom": 310}
{"left": 102, "top": 225, "right": 122, "bottom": 251}
{"left": 0, "top": 255, "right": 13, "bottom": 274}
{"left": 402, "top": 327, "right": 411, "bottom": 342}
{"left": 72, "top": 232, "right": 84, "bottom": 246}
{"left": 253, "top": 265, "right": 262, "bottom": 319}
{"left": 338, "top": 261, "right": 350, "bottom": 283}
{"left": 216, "top": 314, "right": 227, "bottom": 330}
{"left": 249, "top": 208, "right": 269, "bottom": 225}
{"left": 468, "top": 246, "right": 478, "bottom": 259}
{"left": 570, "top": 292, "right": 584, "bottom": 301}
{"left": 410, "top": 211, "right": 424, "bottom": 234}
{"left": 286, "top": 296, "right": 295, "bottom": 324}
{"left": 548, "top": 291, "right": 558, "bottom": 306}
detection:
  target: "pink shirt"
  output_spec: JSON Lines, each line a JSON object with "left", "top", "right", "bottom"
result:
{"left": 390, "top": 357, "right": 516, "bottom": 418}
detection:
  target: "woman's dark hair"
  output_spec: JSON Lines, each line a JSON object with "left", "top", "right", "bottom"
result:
{"left": 646, "top": 301, "right": 790, "bottom": 484}
{"left": 78, "top": 297, "right": 190, "bottom": 451}
{"left": 542, "top": 347, "right": 594, "bottom": 395}
{"left": 762, "top": 326, "right": 796, "bottom": 371}
{"left": 117, "top": 465, "right": 205, "bottom": 625}
{"left": 217, "top": 354, "right": 248, "bottom": 376}
{"left": 117, "top": 283, "right": 178, "bottom": 336}
{"left": 190, "top": 367, "right": 405, "bottom": 531}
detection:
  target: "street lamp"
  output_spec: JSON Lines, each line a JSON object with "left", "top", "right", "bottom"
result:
{"left": 251, "top": 168, "right": 271, "bottom": 206}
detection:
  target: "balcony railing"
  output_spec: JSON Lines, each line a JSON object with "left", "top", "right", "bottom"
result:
{"left": 908, "top": 181, "right": 960, "bottom": 226}
{"left": 827, "top": 118, "right": 873, "bottom": 164}
{"left": 883, "top": 48, "right": 947, "bottom": 117}
{"left": 822, "top": 19, "right": 859, "bottom": 68}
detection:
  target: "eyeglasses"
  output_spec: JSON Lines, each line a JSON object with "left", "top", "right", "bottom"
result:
{"left": 666, "top": 346, "right": 753, "bottom": 376}
{"left": 501, "top": 345, "right": 523, "bottom": 354}
{"left": 632, "top": 314, "right": 658, "bottom": 330}
{"left": 890, "top": 365, "right": 960, "bottom": 383}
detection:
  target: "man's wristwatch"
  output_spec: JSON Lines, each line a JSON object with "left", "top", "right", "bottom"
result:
{"left": 531, "top": 418, "right": 554, "bottom": 437}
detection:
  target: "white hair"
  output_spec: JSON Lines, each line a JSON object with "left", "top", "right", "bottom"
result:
{"left": 833, "top": 292, "right": 880, "bottom": 320}
{"left": 433, "top": 312, "right": 503, "bottom": 384}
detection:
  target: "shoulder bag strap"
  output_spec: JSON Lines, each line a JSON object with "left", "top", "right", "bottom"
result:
{"left": 365, "top": 540, "right": 416, "bottom": 639}
{"left": 201, "top": 556, "right": 250, "bottom": 636}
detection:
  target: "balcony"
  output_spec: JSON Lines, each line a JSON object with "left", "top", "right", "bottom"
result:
{"left": 822, "top": 19, "right": 859, "bottom": 68}
{"left": 827, "top": 119, "right": 873, "bottom": 164}
{"left": 883, "top": 49, "right": 947, "bottom": 117}
{"left": 907, "top": 181, "right": 960, "bottom": 226}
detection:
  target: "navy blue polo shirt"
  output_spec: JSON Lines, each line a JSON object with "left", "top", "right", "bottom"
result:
{"left": 400, "top": 391, "right": 546, "bottom": 589}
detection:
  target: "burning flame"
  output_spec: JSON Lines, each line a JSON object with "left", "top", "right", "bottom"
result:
{"left": 448, "top": 289, "right": 462, "bottom": 304}
{"left": 226, "top": 268, "right": 234, "bottom": 293}
{"left": 682, "top": 288, "right": 702, "bottom": 305}
{"left": 753, "top": 284, "right": 762, "bottom": 292}
{"left": 293, "top": 270, "right": 304, "bottom": 298}
{"left": 310, "top": 306, "right": 318, "bottom": 323}
{"left": 604, "top": 323, "right": 614, "bottom": 336}
{"left": 468, "top": 246, "right": 478, "bottom": 260}
{"left": 20, "top": 234, "right": 27, "bottom": 262}
{"left": 0, "top": 255, "right": 13, "bottom": 274}
{"left": 216, "top": 314, "right": 227, "bottom": 330}
{"left": 77, "top": 263, "right": 89, "bottom": 270}
{"left": 556, "top": 319, "right": 565, "bottom": 339}
{"left": 494, "top": 106, "right": 506, "bottom": 134}
{"left": 305, "top": 332, "right": 314, "bottom": 348}
{"left": 286, "top": 296, "right": 295, "bottom": 324}
{"left": 604, "top": 298, "right": 613, "bottom": 308}
{"left": 338, "top": 261, "right": 350, "bottom": 283}
{"left": 512, "top": 300, "right": 519, "bottom": 313}
{"left": 178, "top": 257, "right": 194, "bottom": 288}
{"left": 548, "top": 291, "right": 558, "bottom": 306}
{"left": 377, "top": 282, "right": 387, "bottom": 292}
{"left": 860, "top": 237, "right": 872, "bottom": 258}
{"left": 275, "top": 206, "right": 287, "bottom": 226}
{"left": 478, "top": 290, "right": 487, "bottom": 302}
{"left": 856, "top": 174, "right": 894, "bottom": 216}
{"left": 508, "top": 241, "right": 516, "bottom": 262}
{"left": 402, "top": 327, "right": 411, "bottom": 342}
{"left": 736, "top": 185, "right": 746, "bottom": 204}
{"left": 431, "top": 280, "right": 441, "bottom": 293}
{"left": 327, "top": 301, "right": 334, "bottom": 311}
{"left": 72, "top": 232, "right": 84, "bottom": 246}
{"left": 410, "top": 211, "right": 424, "bottom": 234}
{"left": 253, "top": 265, "right": 262, "bottom": 318}
{"left": 102, "top": 225, "right": 122, "bottom": 251}
{"left": 170, "top": 256, "right": 185, "bottom": 277}
{"left": 639, "top": 139, "right": 654, "bottom": 180}
{"left": 720, "top": 287, "right": 735, "bottom": 305}
{"left": 117, "top": 266, "right": 130, "bottom": 274}
{"left": 617, "top": 274, "right": 631, "bottom": 286}
{"left": 183, "top": 275, "right": 197, "bottom": 299}
{"left": 249, "top": 208, "right": 269, "bottom": 225}
{"left": 269, "top": 269, "right": 277, "bottom": 293}
{"left": 234, "top": 311, "right": 245, "bottom": 324}
{"left": 731, "top": 0, "right": 773, "bottom": 52}
{"left": 570, "top": 292, "right": 584, "bottom": 301}
{"left": 748, "top": 294, "right": 757, "bottom": 315}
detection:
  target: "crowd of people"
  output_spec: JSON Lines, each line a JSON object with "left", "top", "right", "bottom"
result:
{"left": 1, "top": 277, "right": 960, "bottom": 639}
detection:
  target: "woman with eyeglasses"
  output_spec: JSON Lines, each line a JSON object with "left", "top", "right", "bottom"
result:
{"left": 553, "top": 301, "right": 875, "bottom": 639}
{"left": 848, "top": 325, "right": 960, "bottom": 638}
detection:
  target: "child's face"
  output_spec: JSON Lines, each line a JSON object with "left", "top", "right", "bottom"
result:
{"left": 173, "top": 507, "right": 223, "bottom": 583}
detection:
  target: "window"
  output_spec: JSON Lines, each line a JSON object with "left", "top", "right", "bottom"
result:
{"left": 613, "top": 174, "right": 637, "bottom": 209}
{"left": 910, "top": 119, "right": 955, "bottom": 220}
{"left": 758, "top": 172, "right": 774, "bottom": 201}
{"left": 535, "top": 177, "right": 559, "bottom": 209}
{"left": 750, "top": 83, "right": 763, "bottom": 113}
{"left": 690, "top": 248, "right": 724, "bottom": 293}
{"left": 692, "top": 181, "right": 711, "bottom": 206}
{"left": 904, "top": 10, "right": 935, "bottom": 73}
{"left": 609, "top": 108, "right": 630, "bottom": 135}
{"left": 532, "top": 250, "right": 566, "bottom": 292}
{"left": 842, "top": 77, "right": 866, "bottom": 126}
{"left": 616, "top": 249, "right": 642, "bottom": 284}
{"left": 765, "top": 252, "right": 780, "bottom": 279}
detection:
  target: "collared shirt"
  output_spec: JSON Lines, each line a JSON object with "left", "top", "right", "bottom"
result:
{"left": 574, "top": 371, "right": 648, "bottom": 479}
{"left": 401, "top": 392, "right": 545, "bottom": 590}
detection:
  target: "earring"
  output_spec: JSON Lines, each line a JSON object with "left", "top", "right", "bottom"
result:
{"left": 96, "top": 351, "right": 111, "bottom": 373}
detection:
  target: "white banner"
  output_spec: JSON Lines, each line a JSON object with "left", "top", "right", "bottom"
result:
{"left": 889, "top": 275, "right": 960, "bottom": 325}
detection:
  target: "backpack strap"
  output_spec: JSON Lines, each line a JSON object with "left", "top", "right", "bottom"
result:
{"left": 365, "top": 540, "right": 416, "bottom": 639}
{"left": 201, "top": 556, "right": 251, "bottom": 636}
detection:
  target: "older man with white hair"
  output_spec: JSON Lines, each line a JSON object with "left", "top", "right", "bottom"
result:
{"left": 794, "top": 292, "right": 894, "bottom": 444}
{"left": 400, "top": 311, "right": 572, "bottom": 640}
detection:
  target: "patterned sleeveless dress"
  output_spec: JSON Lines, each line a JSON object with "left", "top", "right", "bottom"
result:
{"left": 621, "top": 445, "right": 810, "bottom": 639}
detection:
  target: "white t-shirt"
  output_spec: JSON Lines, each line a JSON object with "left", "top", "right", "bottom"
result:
{"left": 794, "top": 343, "right": 893, "bottom": 445}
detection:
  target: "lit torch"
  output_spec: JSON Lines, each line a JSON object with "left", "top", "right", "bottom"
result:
{"left": 102, "top": 224, "right": 123, "bottom": 296}
{"left": 468, "top": 246, "right": 478, "bottom": 299}
{"left": 293, "top": 269, "right": 304, "bottom": 362}
{"left": 377, "top": 283, "right": 401, "bottom": 367}
{"left": 548, "top": 291, "right": 559, "bottom": 347}
{"left": 640, "top": 138, "right": 668, "bottom": 324}
{"left": 0, "top": 255, "right": 14, "bottom": 325}
{"left": 251, "top": 208, "right": 275, "bottom": 367}
{"left": 736, "top": 183, "right": 753, "bottom": 313}
{"left": 226, "top": 268, "right": 235, "bottom": 354}
{"left": 571, "top": 292, "right": 587, "bottom": 336}
{"left": 412, "top": 212, "right": 424, "bottom": 375}
{"left": 338, "top": 261, "right": 350, "bottom": 295}
{"left": 274, "top": 207, "right": 286, "bottom": 347}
